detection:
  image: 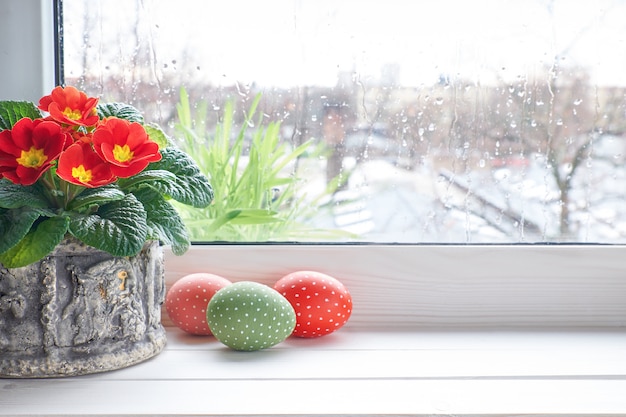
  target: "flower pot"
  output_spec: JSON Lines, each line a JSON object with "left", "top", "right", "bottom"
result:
{"left": 0, "top": 238, "right": 166, "bottom": 378}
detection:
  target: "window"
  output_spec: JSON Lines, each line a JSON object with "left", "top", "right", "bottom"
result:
{"left": 0, "top": 1, "right": 624, "bottom": 329}
{"left": 60, "top": 0, "right": 626, "bottom": 244}
{"left": 2, "top": 7, "right": 625, "bottom": 415}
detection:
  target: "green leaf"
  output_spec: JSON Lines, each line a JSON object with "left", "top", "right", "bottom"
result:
{"left": 117, "top": 169, "right": 177, "bottom": 191}
{"left": 133, "top": 188, "right": 189, "bottom": 255}
{"left": 0, "top": 207, "right": 44, "bottom": 255}
{"left": 144, "top": 147, "right": 214, "bottom": 208}
{"left": 96, "top": 102, "right": 144, "bottom": 123}
{"left": 189, "top": 209, "right": 280, "bottom": 235}
{"left": 68, "top": 194, "right": 148, "bottom": 257}
{"left": 144, "top": 122, "right": 172, "bottom": 148}
{"left": 0, "top": 101, "right": 42, "bottom": 130}
{"left": 0, "top": 179, "right": 49, "bottom": 209}
{"left": 227, "top": 209, "right": 282, "bottom": 225}
{"left": 0, "top": 216, "right": 69, "bottom": 268}
{"left": 200, "top": 210, "right": 244, "bottom": 234}
{"left": 67, "top": 185, "right": 126, "bottom": 211}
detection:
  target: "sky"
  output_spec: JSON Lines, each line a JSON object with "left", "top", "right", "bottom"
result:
{"left": 64, "top": 0, "right": 626, "bottom": 87}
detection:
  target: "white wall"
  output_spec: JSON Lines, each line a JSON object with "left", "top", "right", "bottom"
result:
{"left": 0, "top": 0, "right": 55, "bottom": 101}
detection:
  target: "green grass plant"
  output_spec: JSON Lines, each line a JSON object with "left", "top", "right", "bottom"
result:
{"left": 173, "top": 88, "right": 349, "bottom": 242}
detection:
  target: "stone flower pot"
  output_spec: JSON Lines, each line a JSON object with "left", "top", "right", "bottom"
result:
{"left": 0, "top": 238, "right": 166, "bottom": 378}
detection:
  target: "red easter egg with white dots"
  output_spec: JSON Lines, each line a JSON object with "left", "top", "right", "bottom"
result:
{"left": 166, "top": 273, "right": 232, "bottom": 335}
{"left": 274, "top": 270, "right": 352, "bottom": 338}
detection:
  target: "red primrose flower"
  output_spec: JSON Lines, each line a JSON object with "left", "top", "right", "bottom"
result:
{"left": 93, "top": 117, "right": 161, "bottom": 178}
{"left": 1, "top": 87, "right": 161, "bottom": 189}
{"left": 0, "top": 118, "right": 69, "bottom": 185}
{"left": 38, "top": 85, "right": 99, "bottom": 127}
{"left": 56, "top": 142, "right": 116, "bottom": 188}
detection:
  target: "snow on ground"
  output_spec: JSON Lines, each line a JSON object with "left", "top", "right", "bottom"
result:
{"left": 299, "top": 155, "right": 626, "bottom": 244}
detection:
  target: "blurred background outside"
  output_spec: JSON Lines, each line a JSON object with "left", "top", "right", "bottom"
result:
{"left": 62, "top": 0, "right": 626, "bottom": 243}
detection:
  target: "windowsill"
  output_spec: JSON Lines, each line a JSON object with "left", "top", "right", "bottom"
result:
{"left": 4, "top": 243, "right": 626, "bottom": 415}
{"left": 3, "top": 326, "right": 626, "bottom": 416}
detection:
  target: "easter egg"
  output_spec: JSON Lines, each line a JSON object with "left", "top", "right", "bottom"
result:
{"left": 207, "top": 281, "right": 296, "bottom": 351}
{"left": 166, "top": 273, "right": 232, "bottom": 335}
{"left": 274, "top": 270, "right": 352, "bottom": 338}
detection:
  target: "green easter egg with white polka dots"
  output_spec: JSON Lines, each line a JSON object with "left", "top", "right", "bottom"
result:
{"left": 207, "top": 281, "right": 297, "bottom": 351}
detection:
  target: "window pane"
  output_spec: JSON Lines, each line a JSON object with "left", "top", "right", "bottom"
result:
{"left": 62, "top": 0, "right": 626, "bottom": 243}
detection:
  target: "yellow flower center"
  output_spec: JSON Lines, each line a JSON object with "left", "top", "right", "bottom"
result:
{"left": 72, "top": 165, "right": 93, "bottom": 183}
{"left": 112, "top": 144, "right": 134, "bottom": 163}
{"left": 63, "top": 107, "right": 83, "bottom": 121}
{"left": 16, "top": 146, "right": 47, "bottom": 168}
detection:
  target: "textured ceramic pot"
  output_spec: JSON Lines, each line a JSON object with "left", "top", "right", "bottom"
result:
{"left": 0, "top": 238, "right": 166, "bottom": 378}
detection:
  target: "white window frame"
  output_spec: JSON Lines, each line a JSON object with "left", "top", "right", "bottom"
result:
{"left": 3, "top": 1, "right": 625, "bottom": 330}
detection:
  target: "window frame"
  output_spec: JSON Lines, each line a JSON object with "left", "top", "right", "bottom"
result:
{"left": 4, "top": 1, "right": 625, "bottom": 330}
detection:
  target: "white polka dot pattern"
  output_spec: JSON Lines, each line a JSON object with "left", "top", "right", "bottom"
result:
{"left": 165, "top": 273, "right": 232, "bottom": 335}
{"left": 207, "top": 281, "right": 296, "bottom": 351}
{"left": 274, "top": 271, "right": 352, "bottom": 338}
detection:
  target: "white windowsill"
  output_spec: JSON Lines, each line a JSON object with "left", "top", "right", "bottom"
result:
{"left": 2, "top": 326, "right": 626, "bottom": 416}
{"left": 2, "top": 245, "right": 626, "bottom": 415}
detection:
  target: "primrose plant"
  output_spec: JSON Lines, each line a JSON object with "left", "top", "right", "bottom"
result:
{"left": 0, "top": 86, "right": 213, "bottom": 268}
